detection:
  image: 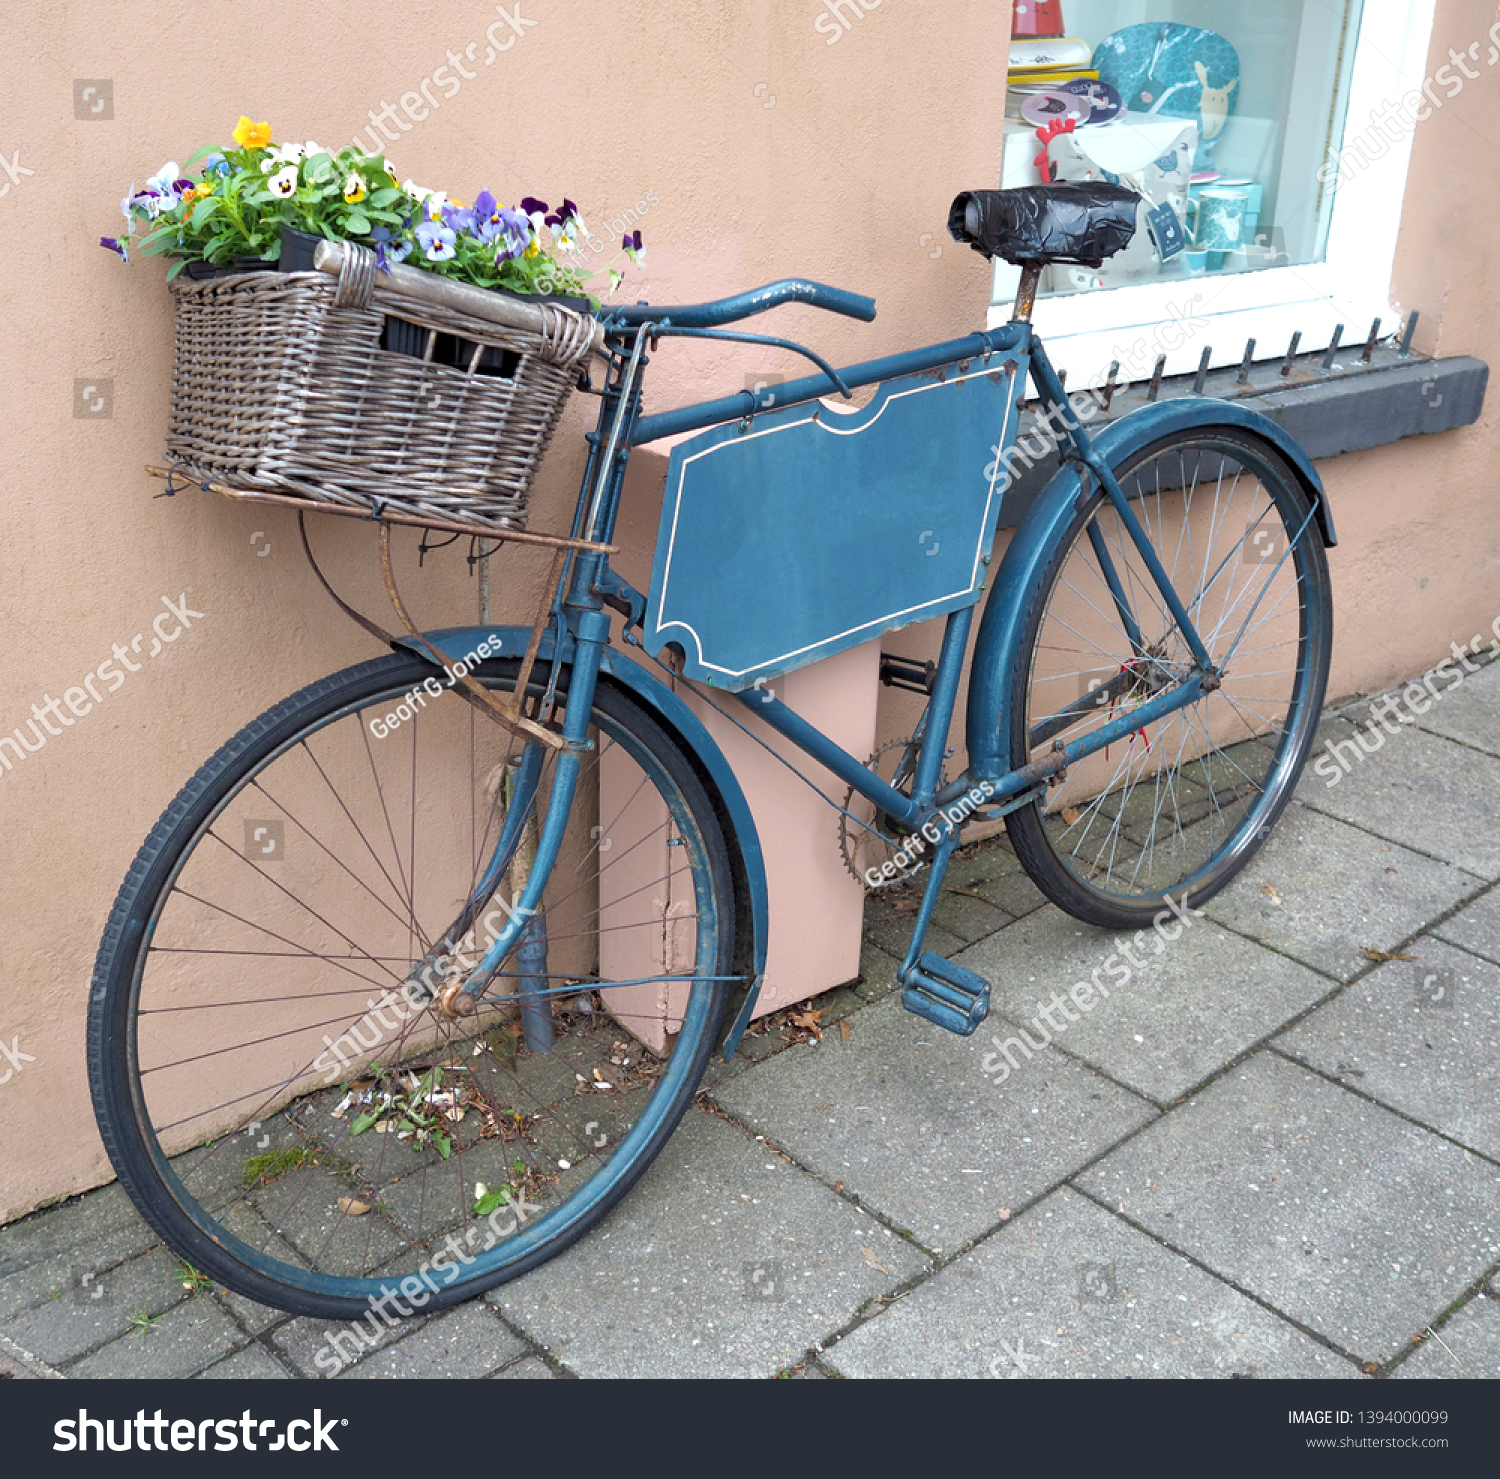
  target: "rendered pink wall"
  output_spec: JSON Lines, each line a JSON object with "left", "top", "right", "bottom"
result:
{"left": 0, "top": 0, "right": 1013, "bottom": 1220}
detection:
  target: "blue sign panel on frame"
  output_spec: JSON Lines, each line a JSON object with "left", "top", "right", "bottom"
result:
{"left": 644, "top": 356, "right": 1024, "bottom": 691}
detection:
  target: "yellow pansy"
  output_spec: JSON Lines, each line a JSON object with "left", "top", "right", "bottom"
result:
{"left": 232, "top": 116, "right": 273, "bottom": 150}
{"left": 342, "top": 172, "right": 367, "bottom": 204}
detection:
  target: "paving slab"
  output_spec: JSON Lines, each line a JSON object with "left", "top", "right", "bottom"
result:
{"left": 1205, "top": 803, "right": 1483, "bottom": 981}
{"left": 828, "top": 1187, "right": 1359, "bottom": 1379}
{"left": 0, "top": 1221, "right": 172, "bottom": 1323}
{"left": 1276, "top": 940, "right": 1500, "bottom": 1160}
{"left": 1299, "top": 724, "right": 1500, "bottom": 879}
{"left": 336, "top": 1302, "right": 526, "bottom": 1379}
{"left": 1075, "top": 1053, "right": 1500, "bottom": 1364}
{"left": 944, "top": 835, "right": 1048, "bottom": 919}
{"left": 956, "top": 906, "right": 1331, "bottom": 1104}
{"left": 0, "top": 1245, "right": 189, "bottom": 1365}
{"left": 0, "top": 1183, "right": 157, "bottom": 1285}
{"left": 1409, "top": 657, "right": 1500, "bottom": 758}
{"left": 196, "top": 1343, "right": 292, "bottom": 1379}
{"left": 488, "top": 1355, "right": 555, "bottom": 1378}
{"left": 1432, "top": 886, "right": 1500, "bottom": 965}
{"left": 216, "top": 1286, "right": 288, "bottom": 1338}
{"left": 270, "top": 1307, "right": 429, "bottom": 1378}
{"left": 67, "top": 1296, "right": 244, "bottom": 1379}
{"left": 485, "top": 1106, "right": 929, "bottom": 1378}
{"left": 931, "top": 886, "right": 1013, "bottom": 945}
{"left": 863, "top": 892, "right": 965, "bottom": 962}
{"left": 1393, "top": 1291, "right": 1500, "bottom": 1378}
{"left": 711, "top": 992, "right": 1154, "bottom": 1252}
{"left": 852, "top": 937, "right": 902, "bottom": 1003}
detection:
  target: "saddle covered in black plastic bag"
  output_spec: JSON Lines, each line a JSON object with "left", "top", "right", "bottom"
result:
{"left": 948, "top": 184, "right": 1141, "bottom": 268}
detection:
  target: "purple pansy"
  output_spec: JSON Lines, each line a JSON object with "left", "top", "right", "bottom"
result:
{"left": 370, "top": 225, "right": 413, "bottom": 272}
{"left": 441, "top": 201, "right": 477, "bottom": 236}
{"left": 493, "top": 206, "right": 530, "bottom": 262}
{"left": 99, "top": 235, "right": 128, "bottom": 262}
{"left": 415, "top": 218, "right": 457, "bottom": 261}
{"left": 469, "top": 191, "right": 503, "bottom": 244}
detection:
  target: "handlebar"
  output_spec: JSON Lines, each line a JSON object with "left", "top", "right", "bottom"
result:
{"left": 604, "top": 278, "right": 876, "bottom": 329}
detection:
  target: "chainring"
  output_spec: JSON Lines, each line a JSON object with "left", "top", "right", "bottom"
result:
{"left": 839, "top": 737, "right": 944, "bottom": 890}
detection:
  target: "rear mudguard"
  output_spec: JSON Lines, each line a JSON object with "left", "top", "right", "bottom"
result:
{"left": 965, "top": 398, "right": 1336, "bottom": 781}
{"left": 396, "top": 627, "right": 767, "bottom": 1053}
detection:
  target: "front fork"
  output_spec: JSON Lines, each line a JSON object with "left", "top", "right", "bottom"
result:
{"left": 424, "top": 610, "right": 611, "bottom": 1027}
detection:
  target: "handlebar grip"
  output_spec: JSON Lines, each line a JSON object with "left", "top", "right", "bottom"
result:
{"left": 608, "top": 278, "right": 876, "bottom": 328}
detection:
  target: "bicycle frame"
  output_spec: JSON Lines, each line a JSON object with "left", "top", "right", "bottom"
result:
{"left": 432, "top": 302, "right": 1330, "bottom": 1028}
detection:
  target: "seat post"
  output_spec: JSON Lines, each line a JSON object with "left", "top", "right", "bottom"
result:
{"left": 1013, "top": 261, "right": 1042, "bottom": 322}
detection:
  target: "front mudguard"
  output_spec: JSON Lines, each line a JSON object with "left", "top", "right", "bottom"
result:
{"left": 965, "top": 398, "right": 1336, "bottom": 781}
{"left": 395, "top": 626, "right": 768, "bottom": 1056}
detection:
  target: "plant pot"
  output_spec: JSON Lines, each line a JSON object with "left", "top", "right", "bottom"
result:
{"left": 381, "top": 283, "right": 593, "bottom": 374}
{"left": 279, "top": 226, "right": 326, "bottom": 273}
{"left": 181, "top": 257, "right": 275, "bottom": 280}
{"left": 283, "top": 226, "right": 328, "bottom": 273}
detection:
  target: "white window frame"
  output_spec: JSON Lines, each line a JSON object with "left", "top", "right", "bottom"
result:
{"left": 986, "top": 1, "right": 1439, "bottom": 390}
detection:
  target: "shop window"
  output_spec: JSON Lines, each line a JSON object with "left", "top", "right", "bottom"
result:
{"left": 992, "top": 2, "right": 1441, "bottom": 386}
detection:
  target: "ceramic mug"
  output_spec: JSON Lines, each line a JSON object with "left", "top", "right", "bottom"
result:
{"left": 1193, "top": 187, "right": 1248, "bottom": 252}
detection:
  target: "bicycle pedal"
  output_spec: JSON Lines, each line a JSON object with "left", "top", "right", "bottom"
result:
{"left": 900, "top": 952, "right": 990, "bottom": 1037}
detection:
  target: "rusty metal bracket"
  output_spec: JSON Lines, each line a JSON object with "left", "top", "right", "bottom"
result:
{"left": 378, "top": 524, "right": 566, "bottom": 751}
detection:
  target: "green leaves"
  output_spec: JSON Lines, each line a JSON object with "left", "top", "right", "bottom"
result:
{"left": 474, "top": 1186, "right": 511, "bottom": 1216}
{"left": 343, "top": 210, "right": 371, "bottom": 236}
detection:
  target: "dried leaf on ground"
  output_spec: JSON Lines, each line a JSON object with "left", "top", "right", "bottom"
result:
{"left": 839, "top": 1018, "right": 851, "bottom": 1042}
{"left": 789, "top": 1009, "right": 823, "bottom": 1041}
{"left": 1362, "top": 947, "right": 1414, "bottom": 962}
{"left": 336, "top": 1196, "right": 372, "bottom": 1216}
{"left": 1261, "top": 883, "right": 1283, "bottom": 906}
{"left": 860, "top": 1244, "right": 891, "bottom": 1275}
{"left": 1059, "top": 806, "right": 1082, "bottom": 826}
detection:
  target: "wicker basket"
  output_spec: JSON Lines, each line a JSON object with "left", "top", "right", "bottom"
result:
{"left": 165, "top": 242, "right": 602, "bottom": 533}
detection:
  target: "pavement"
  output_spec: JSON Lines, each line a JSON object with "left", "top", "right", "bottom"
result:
{"left": 3, "top": 657, "right": 1499, "bottom": 1380}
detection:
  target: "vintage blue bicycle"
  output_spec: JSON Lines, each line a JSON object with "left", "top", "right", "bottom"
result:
{"left": 89, "top": 184, "right": 1334, "bottom": 1318}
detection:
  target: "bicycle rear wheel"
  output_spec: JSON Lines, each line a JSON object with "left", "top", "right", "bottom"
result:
{"left": 88, "top": 651, "right": 737, "bottom": 1327}
{"left": 1003, "top": 427, "right": 1332, "bottom": 930}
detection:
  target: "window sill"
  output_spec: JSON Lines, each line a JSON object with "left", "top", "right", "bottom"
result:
{"left": 996, "top": 348, "right": 1489, "bottom": 532}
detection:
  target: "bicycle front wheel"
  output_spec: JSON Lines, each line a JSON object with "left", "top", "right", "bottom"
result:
{"left": 1003, "top": 426, "right": 1333, "bottom": 930}
{"left": 88, "top": 651, "right": 737, "bottom": 1325}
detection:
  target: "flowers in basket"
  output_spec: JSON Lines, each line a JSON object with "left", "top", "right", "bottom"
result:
{"left": 102, "top": 115, "right": 644, "bottom": 307}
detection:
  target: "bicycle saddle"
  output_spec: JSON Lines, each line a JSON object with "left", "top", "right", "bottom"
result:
{"left": 947, "top": 184, "right": 1140, "bottom": 268}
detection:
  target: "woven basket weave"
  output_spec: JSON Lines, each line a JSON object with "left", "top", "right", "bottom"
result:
{"left": 165, "top": 243, "right": 600, "bottom": 533}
